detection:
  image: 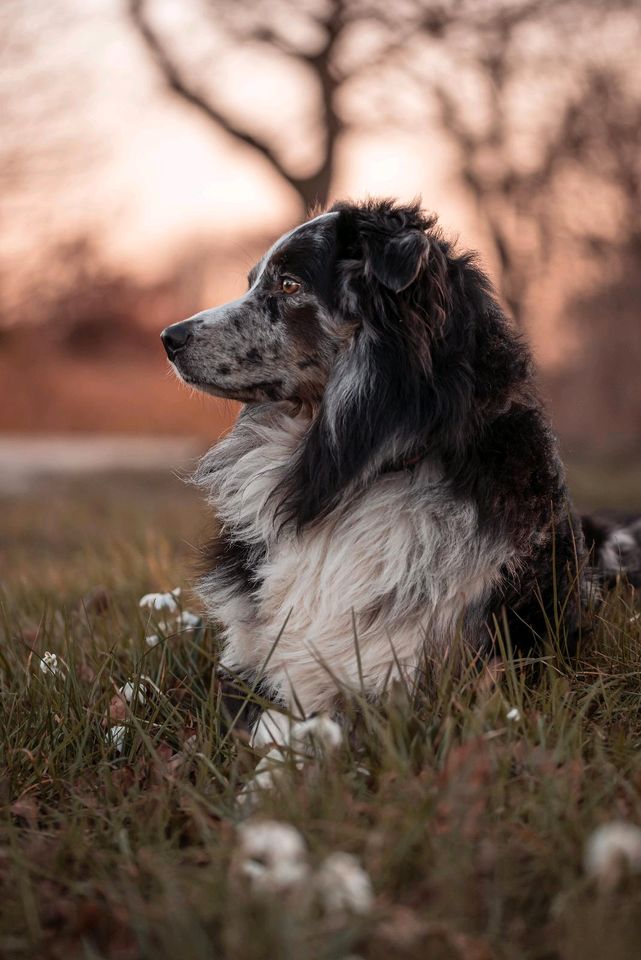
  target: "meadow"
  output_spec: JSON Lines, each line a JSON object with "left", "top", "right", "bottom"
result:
{"left": 1, "top": 466, "right": 641, "bottom": 960}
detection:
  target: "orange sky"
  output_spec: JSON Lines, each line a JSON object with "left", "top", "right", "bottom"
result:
{"left": 2, "top": 0, "right": 480, "bottom": 276}
{"left": 8, "top": 0, "right": 636, "bottom": 372}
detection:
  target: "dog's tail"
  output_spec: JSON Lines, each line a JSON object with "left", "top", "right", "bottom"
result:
{"left": 581, "top": 512, "right": 641, "bottom": 588}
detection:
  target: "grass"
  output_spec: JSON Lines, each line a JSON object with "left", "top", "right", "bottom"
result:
{"left": 1, "top": 470, "right": 641, "bottom": 960}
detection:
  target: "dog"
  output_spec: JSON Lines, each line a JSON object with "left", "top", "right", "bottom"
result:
{"left": 161, "top": 198, "right": 593, "bottom": 720}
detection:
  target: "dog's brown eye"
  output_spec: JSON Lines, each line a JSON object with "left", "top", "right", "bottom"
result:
{"left": 281, "top": 278, "right": 301, "bottom": 295}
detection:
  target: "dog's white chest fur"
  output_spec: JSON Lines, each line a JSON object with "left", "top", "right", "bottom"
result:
{"left": 196, "top": 406, "right": 510, "bottom": 714}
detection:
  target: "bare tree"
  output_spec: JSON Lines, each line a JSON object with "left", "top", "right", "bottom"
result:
{"left": 128, "top": 0, "right": 408, "bottom": 211}
{"left": 129, "top": 0, "right": 641, "bottom": 327}
{"left": 0, "top": 0, "right": 104, "bottom": 325}
{"left": 547, "top": 67, "right": 641, "bottom": 456}
{"left": 564, "top": 68, "right": 641, "bottom": 256}
{"left": 0, "top": 2, "right": 95, "bottom": 203}
{"left": 405, "top": 1, "right": 641, "bottom": 323}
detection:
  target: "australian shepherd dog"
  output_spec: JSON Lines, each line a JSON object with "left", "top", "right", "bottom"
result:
{"left": 161, "top": 198, "right": 601, "bottom": 722}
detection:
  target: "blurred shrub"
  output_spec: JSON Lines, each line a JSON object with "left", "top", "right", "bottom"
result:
{"left": 3, "top": 236, "right": 208, "bottom": 357}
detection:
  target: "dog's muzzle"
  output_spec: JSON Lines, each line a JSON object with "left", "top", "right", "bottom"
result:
{"left": 161, "top": 320, "right": 194, "bottom": 362}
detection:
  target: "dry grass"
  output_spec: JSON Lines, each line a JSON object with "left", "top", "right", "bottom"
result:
{"left": 1, "top": 472, "right": 641, "bottom": 960}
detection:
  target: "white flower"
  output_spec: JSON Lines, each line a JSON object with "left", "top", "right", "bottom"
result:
{"left": 139, "top": 598, "right": 200, "bottom": 645}
{"left": 40, "top": 651, "right": 61, "bottom": 676}
{"left": 506, "top": 707, "right": 521, "bottom": 722}
{"left": 139, "top": 587, "right": 181, "bottom": 613}
{"left": 106, "top": 725, "right": 127, "bottom": 755}
{"left": 242, "top": 713, "right": 342, "bottom": 808}
{"left": 238, "top": 739, "right": 323, "bottom": 808}
{"left": 236, "top": 820, "right": 310, "bottom": 893}
{"left": 316, "top": 852, "right": 374, "bottom": 915}
{"left": 120, "top": 679, "right": 146, "bottom": 705}
{"left": 238, "top": 747, "right": 300, "bottom": 808}
{"left": 176, "top": 610, "right": 202, "bottom": 629}
{"left": 250, "top": 711, "right": 343, "bottom": 755}
{"left": 119, "top": 675, "right": 159, "bottom": 704}
{"left": 250, "top": 709, "right": 292, "bottom": 749}
{"left": 290, "top": 715, "right": 343, "bottom": 756}
{"left": 584, "top": 821, "right": 641, "bottom": 887}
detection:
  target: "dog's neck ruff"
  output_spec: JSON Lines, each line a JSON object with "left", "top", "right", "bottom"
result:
{"left": 193, "top": 403, "right": 514, "bottom": 715}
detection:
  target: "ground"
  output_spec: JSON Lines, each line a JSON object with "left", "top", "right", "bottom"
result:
{"left": 1, "top": 466, "right": 641, "bottom": 960}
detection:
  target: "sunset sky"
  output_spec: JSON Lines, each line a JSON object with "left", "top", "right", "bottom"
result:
{"left": 2, "top": 0, "right": 639, "bottom": 454}
{"left": 2, "top": 0, "right": 478, "bottom": 280}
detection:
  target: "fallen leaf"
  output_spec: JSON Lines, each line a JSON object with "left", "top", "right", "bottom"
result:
{"left": 78, "top": 662, "right": 96, "bottom": 684}
{"left": 110, "top": 765, "right": 138, "bottom": 794}
{"left": 155, "top": 741, "right": 173, "bottom": 764}
{"left": 105, "top": 693, "right": 128, "bottom": 725}
{"left": 376, "top": 904, "right": 429, "bottom": 948}
{"left": 11, "top": 794, "right": 39, "bottom": 828}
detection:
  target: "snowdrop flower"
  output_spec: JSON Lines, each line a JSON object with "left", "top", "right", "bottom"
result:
{"left": 40, "top": 651, "right": 61, "bottom": 677}
{"left": 506, "top": 707, "right": 521, "bottom": 722}
{"left": 176, "top": 610, "right": 202, "bottom": 629}
{"left": 139, "top": 587, "right": 181, "bottom": 613}
{"left": 143, "top": 613, "right": 200, "bottom": 645}
{"left": 238, "top": 747, "right": 299, "bottom": 808}
{"left": 120, "top": 679, "right": 146, "bottom": 705}
{"left": 291, "top": 715, "right": 343, "bottom": 756}
{"left": 240, "top": 747, "right": 303, "bottom": 801}
{"left": 250, "top": 711, "right": 343, "bottom": 754}
{"left": 249, "top": 751, "right": 284, "bottom": 792}
{"left": 316, "top": 852, "right": 374, "bottom": 915}
{"left": 242, "top": 713, "right": 342, "bottom": 807}
{"left": 120, "top": 675, "right": 160, "bottom": 704}
{"left": 236, "top": 820, "right": 310, "bottom": 893}
{"left": 584, "top": 821, "right": 641, "bottom": 888}
{"left": 250, "top": 709, "right": 292, "bottom": 749}
{"left": 106, "top": 725, "right": 127, "bottom": 755}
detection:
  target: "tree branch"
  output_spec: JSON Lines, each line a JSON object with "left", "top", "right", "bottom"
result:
{"left": 128, "top": 0, "right": 309, "bottom": 200}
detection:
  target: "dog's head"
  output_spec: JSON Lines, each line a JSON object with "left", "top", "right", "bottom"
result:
{"left": 161, "top": 200, "right": 436, "bottom": 406}
{"left": 164, "top": 199, "right": 508, "bottom": 526}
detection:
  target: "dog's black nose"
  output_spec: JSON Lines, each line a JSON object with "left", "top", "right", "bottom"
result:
{"left": 161, "top": 321, "right": 193, "bottom": 361}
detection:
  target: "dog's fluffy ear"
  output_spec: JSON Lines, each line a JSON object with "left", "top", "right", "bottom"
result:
{"left": 332, "top": 202, "right": 430, "bottom": 293}
{"left": 364, "top": 230, "right": 430, "bottom": 292}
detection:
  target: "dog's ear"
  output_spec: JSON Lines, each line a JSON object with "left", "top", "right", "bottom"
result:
{"left": 332, "top": 203, "right": 430, "bottom": 293}
{"left": 364, "top": 230, "right": 430, "bottom": 293}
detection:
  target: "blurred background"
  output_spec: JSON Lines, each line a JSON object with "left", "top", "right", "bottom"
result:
{"left": 1, "top": 0, "right": 640, "bottom": 538}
